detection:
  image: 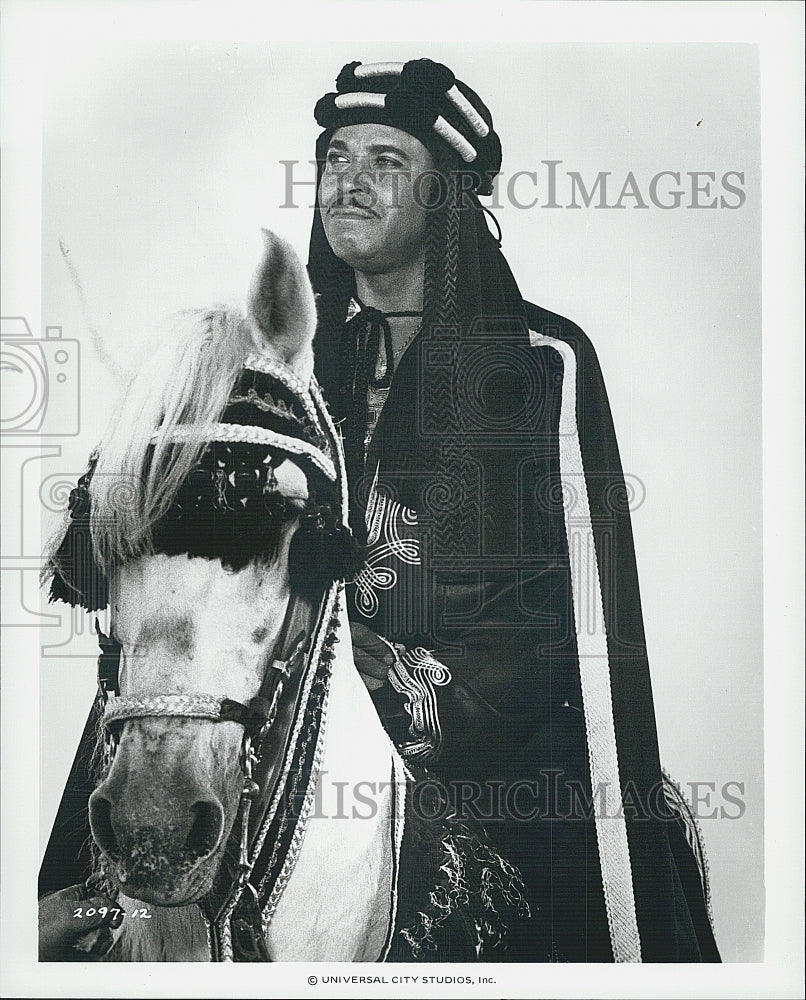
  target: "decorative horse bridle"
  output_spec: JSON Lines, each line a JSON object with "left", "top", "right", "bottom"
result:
{"left": 95, "top": 585, "right": 327, "bottom": 961}
{"left": 71, "top": 366, "right": 377, "bottom": 960}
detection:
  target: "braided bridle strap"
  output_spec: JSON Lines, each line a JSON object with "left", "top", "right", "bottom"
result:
{"left": 103, "top": 693, "right": 271, "bottom": 734}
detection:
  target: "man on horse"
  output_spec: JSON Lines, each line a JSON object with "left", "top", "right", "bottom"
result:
{"left": 40, "top": 55, "right": 719, "bottom": 964}
{"left": 307, "top": 57, "right": 720, "bottom": 962}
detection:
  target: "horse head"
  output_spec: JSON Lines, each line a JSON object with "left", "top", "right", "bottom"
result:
{"left": 46, "top": 231, "right": 361, "bottom": 912}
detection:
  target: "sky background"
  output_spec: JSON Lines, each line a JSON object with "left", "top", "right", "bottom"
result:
{"left": 4, "top": 5, "right": 800, "bottom": 993}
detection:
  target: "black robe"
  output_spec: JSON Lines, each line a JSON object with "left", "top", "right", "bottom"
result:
{"left": 342, "top": 300, "right": 720, "bottom": 962}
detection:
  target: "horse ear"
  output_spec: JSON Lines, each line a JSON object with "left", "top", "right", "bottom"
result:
{"left": 248, "top": 229, "right": 316, "bottom": 382}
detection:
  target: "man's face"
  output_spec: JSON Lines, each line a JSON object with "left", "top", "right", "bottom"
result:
{"left": 318, "top": 124, "right": 434, "bottom": 275}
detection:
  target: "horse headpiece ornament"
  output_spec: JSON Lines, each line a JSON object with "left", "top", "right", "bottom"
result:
{"left": 46, "top": 230, "right": 363, "bottom": 612}
{"left": 314, "top": 59, "right": 502, "bottom": 196}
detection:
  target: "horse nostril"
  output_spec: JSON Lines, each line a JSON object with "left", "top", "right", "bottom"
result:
{"left": 185, "top": 800, "right": 224, "bottom": 859}
{"left": 89, "top": 794, "right": 119, "bottom": 859}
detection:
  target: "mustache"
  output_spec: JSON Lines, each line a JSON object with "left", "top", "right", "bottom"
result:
{"left": 325, "top": 195, "right": 379, "bottom": 216}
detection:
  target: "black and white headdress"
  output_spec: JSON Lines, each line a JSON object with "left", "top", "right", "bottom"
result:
{"left": 314, "top": 59, "right": 502, "bottom": 196}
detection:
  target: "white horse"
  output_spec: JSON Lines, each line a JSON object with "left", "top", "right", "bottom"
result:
{"left": 41, "top": 231, "right": 525, "bottom": 962}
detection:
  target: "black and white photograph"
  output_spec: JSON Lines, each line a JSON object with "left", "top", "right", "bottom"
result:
{"left": 1, "top": 1, "right": 802, "bottom": 997}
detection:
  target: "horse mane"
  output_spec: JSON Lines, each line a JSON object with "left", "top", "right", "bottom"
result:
{"left": 87, "top": 305, "right": 266, "bottom": 569}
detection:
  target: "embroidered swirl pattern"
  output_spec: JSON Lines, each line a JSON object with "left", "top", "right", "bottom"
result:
{"left": 353, "top": 474, "right": 420, "bottom": 618}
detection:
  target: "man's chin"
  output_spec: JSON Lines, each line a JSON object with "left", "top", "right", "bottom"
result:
{"left": 324, "top": 238, "right": 380, "bottom": 273}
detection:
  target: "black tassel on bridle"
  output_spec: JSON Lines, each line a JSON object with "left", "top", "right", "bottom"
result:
{"left": 289, "top": 502, "right": 367, "bottom": 600}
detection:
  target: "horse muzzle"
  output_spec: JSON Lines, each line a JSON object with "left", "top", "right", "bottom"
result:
{"left": 88, "top": 719, "right": 239, "bottom": 905}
